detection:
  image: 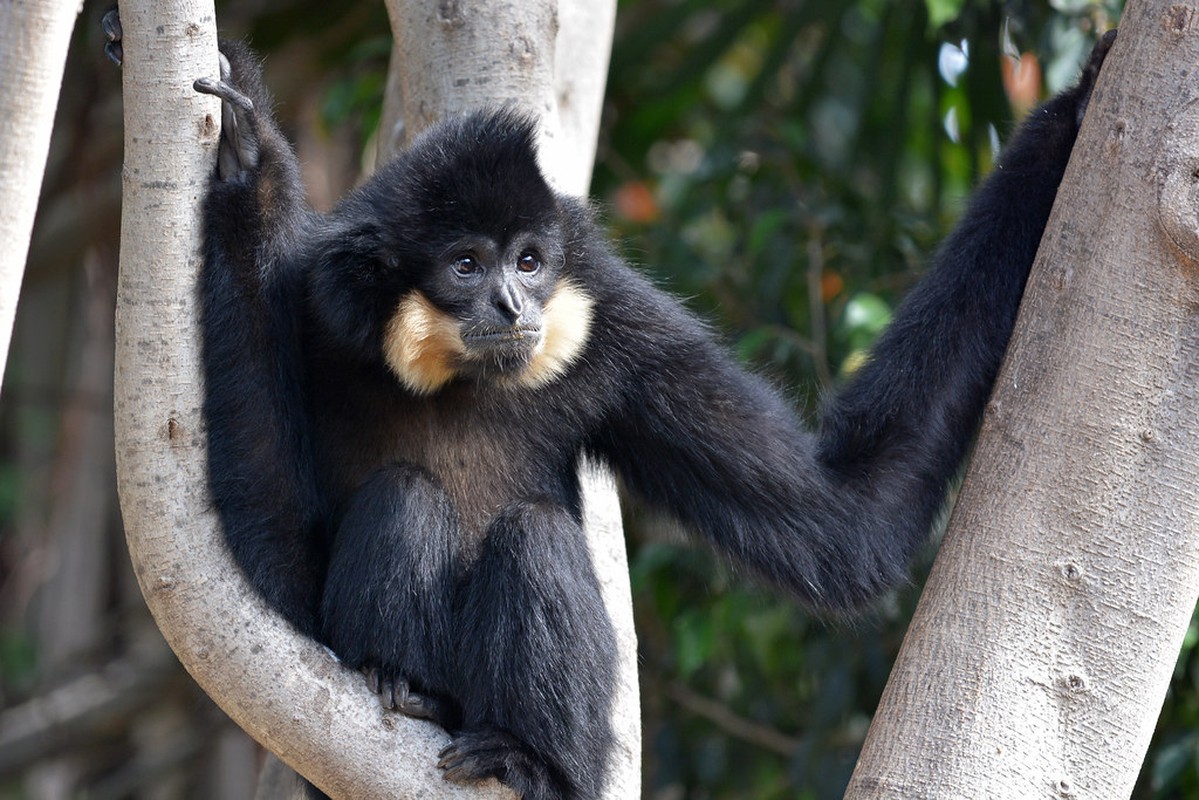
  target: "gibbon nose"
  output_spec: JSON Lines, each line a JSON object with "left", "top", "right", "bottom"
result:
{"left": 495, "top": 283, "right": 525, "bottom": 323}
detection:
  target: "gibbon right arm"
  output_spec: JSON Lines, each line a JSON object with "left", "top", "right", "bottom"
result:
{"left": 196, "top": 41, "right": 326, "bottom": 636}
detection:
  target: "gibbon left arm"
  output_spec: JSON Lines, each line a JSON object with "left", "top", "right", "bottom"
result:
{"left": 592, "top": 31, "right": 1114, "bottom": 611}
{"left": 587, "top": 272, "right": 890, "bottom": 610}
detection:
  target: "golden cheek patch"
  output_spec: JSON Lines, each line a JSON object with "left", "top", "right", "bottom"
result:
{"left": 384, "top": 291, "right": 465, "bottom": 395}
{"left": 383, "top": 282, "right": 594, "bottom": 395}
{"left": 519, "top": 280, "right": 594, "bottom": 389}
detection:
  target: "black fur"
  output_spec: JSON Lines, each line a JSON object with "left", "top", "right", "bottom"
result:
{"left": 194, "top": 33, "right": 1114, "bottom": 800}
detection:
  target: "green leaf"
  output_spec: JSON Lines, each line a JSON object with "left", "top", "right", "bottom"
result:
{"left": 746, "top": 209, "right": 790, "bottom": 258}
{"left": 842, "top": 292, "right": 892, "bottom": 341}
{"left": 674, "top": 612, "right": 716, "bottom": 678}
{"left": 925, "top": 0, "right": 966, "bottom": 28}
{"left": 736, "top": 327, "right": 774, "bottom": 362}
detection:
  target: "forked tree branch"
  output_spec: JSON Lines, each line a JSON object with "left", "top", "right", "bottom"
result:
{"left": 115, "top": 0, "right": 632, "bottom": 797}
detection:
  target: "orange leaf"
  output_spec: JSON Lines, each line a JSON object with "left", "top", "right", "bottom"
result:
{"left": 612, "top": 181, "right": 660, "bottom": 224}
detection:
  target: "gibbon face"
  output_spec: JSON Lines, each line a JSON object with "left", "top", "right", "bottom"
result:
{"left": 382, "top": 234, "right": 594, "bottom": 396}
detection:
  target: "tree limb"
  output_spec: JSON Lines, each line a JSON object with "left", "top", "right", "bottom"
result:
{"left": 848, "top": 2, "right": 1199, "bottom": 794}
{"left": 0, "top": 651, "right": 180, "bottom": 776}
{"left": 116, "top": 1, "right": 632, "bottom": 797}
{"left": 114, "top": 2, "right": 510, "bottom": 796}
{"left": 0, "top": 0, "right": 81, "bottom": 389}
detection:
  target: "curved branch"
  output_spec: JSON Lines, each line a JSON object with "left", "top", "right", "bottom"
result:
{"left": 114, "top": 2, "right": 507, "bottom": 797}
{"left": 117, "top": 0, "right": 631, "bottom": 797}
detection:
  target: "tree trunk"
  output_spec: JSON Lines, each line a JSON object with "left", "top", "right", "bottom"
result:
{"left": 377, "top": 3, "right": 639, "bottom": 797}
{"left": 0, "top": 0, "right": 80, "bottom": 390}
{"left": 115, "top": 0, "right": 632, "bottom": 798}
{"left": 847, "top": 1, "right": 1199, "bottom": 796}
{"left": 378, "top": 0, "right": 615, "bottom": 195}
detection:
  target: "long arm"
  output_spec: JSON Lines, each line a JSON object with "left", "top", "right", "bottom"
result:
{"left": 592, "top": 33, "right": 1113, "bottom": 611}
{"left": 196, "top": 42, "right": 325, "bottom": 635}
{"left": 588, "top": 276, "right": 886, "bottom": 609}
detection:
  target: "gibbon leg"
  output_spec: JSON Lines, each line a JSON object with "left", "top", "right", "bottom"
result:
{"left": 320, "top": 465, "right": 462, "bottom": 727}
{"left": 444, "top": 502, "right": 617, "bottom": 799}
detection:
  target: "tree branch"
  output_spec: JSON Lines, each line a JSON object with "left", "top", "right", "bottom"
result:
{"left": 116, "top": 1, "right": 631, "bottom": 797}
{"left": 0, "top": 0, "right": 81, "bottom": 389}
{"left": 663, "top": 682, "right": 801, "bottom": 757}
{"left": 848, "top": 3, "right": 1199, "bottom": 794}
{"left": 114, "top": 2, "right": 510, "bottom": 796}
{"left": 0, "top": 651, "right": 180, "bottom": 776}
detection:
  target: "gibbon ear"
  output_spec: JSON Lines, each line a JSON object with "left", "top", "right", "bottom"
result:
{"left": 307, "top": 219, "right": 398, "bottom": 358}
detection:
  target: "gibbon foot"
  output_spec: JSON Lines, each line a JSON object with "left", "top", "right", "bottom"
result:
{"left": 438, "top": 728, "right": 558, "bottom": 795}
{"left": 101, "top": 8, "right": 123, "bottom": 66}
{"left": 362, "top": 666, "right": 458, "bottom": 727}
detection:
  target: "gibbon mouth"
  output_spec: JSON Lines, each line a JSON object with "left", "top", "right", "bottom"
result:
{"left": 462, "top": 326, "right": 543, "bottom": 345}
{"left": 459, "top": 326, "right": 544, "bottom": 375}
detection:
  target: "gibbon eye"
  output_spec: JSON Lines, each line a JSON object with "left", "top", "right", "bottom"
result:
{"left": 517, "top": 251, "right": 541, "bottom": 274}
{"left": 452, "top": 255, "right": 481, "bottom": 276}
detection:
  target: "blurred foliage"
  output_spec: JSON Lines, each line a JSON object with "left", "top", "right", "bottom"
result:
{"left": 586, "top": 0, "right": 1188, "bottom": 797}
{"left": 8, "top": 0, "right": 1199, "bottom": 798}
{"left": 1143, "top": 612, "right": 1199, "bottom": 798}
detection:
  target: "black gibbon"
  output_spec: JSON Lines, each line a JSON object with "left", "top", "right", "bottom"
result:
{"left": 119, "top": 13, "right": 1113, "bottom": 799}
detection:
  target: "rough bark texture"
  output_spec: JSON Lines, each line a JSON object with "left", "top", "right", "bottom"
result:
{"left": 117, "top": 1, "right": 630, "bottom": 798}
{"left": 0, "top": 0, "right": 80, "bottom": 389}
{"left": 847, "top": 1, "right": 1199, "bottom": 796}
{"left": 380, "top": 0, "right": 616, "bottom": 195}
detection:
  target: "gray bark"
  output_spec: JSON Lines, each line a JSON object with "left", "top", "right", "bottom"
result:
{"left": 379, "top": 0, "right": 616, "bottom": 194}
{"left": 115, "top": 1, "right": 507, "bottom": 797}
{"left": 0, "top": 0, "right": 80, "bottom": 390}
{"left": 847, "top": 2, "right": 1199, "bottom": 796}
